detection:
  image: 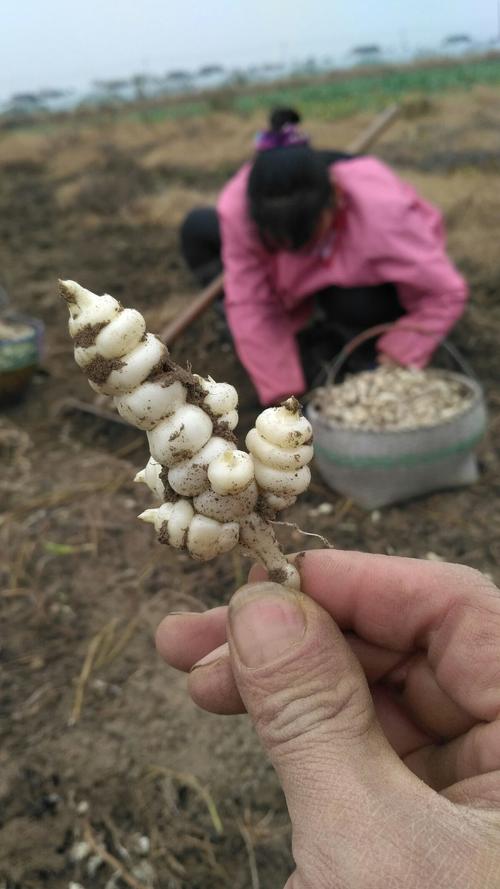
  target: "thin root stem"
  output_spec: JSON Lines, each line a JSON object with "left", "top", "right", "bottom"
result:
{"left": 270, "top": 520, "right": 334, "bottom": 549}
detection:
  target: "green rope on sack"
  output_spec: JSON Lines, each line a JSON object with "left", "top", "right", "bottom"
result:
{"left": 314, "top": 429, "right": 486, "bottom": 470}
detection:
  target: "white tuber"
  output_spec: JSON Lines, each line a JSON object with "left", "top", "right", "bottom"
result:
{"left": 147, "top": 403, "right": 213, "bottom": 465}
{"left": 194, "top": 375, "right": 239, "bottom": 430}
{"left": 94, "top": 334, "right": 166, "bottom": 396}
{"left": 207, "top": 450, "right": 254, "bottom": 495}
{"left": 139, "top": 502, "right": 240, "bottom": 558}
{"left": 74, "top": 308, "right": 145, "bottom": 365}
{"left": 60, "top": 280, "right": 314, "bottom": 590}
{"left": 193, "top": 481, "right": 259, "bottom": 522}
{"left": 134, "top": 457, "right": 164, "bottom": 499}
{"left": 116, "top": 380, "right": 186, "bottom": 431}
{"left": 167, "top": 436, "right": 237, "bottom": 497}
{"left": 246, "top": 397, "right": 313, "bottom": 511}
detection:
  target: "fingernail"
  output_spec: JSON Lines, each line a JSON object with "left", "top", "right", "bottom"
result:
{"left": 229, "top": 584, "right": 306, "bottom": 668}
{"left": 190, "top": 643, "right": 228, "bottom": 672}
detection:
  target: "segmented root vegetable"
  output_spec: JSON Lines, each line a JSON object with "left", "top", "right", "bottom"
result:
{"left": 246, "top": 397, "right": 313, "bottom": 511}
{"left": 60, "top": 280, "right": 314, "bottom": 590}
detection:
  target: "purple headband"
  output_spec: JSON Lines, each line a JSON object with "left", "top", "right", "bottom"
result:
{"left": 255, "top": 123, "right": 310, "bottom": 151}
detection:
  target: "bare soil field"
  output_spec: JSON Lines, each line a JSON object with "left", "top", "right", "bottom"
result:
{"left": 0, "top": 85, "right": 499, "bottom": 888}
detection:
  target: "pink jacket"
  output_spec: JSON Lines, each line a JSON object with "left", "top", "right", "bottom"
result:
{"left": 217, "top": 157, "right": 468, "bottom": 405}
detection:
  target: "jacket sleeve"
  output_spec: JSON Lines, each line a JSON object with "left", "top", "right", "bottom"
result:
{"left": 218, "top": 200, "right": 306, "bottom": 405}
{"left": 373, "top": 189, "right": 468, "bottom": 367}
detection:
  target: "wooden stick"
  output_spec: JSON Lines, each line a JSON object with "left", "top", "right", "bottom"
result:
{"left": 56, "top": 396, "right": 130, "bottom": 426}
{"left": 160, "top": 271, "right": 225, "bottom": 346}
{"left": 161, "top": 103, "right": 401, "bottom": 347}
{"left": 347, "top": 103, "right": 400, "bottom": 154}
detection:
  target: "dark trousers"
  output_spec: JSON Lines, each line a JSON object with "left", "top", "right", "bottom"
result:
{"left": 180, "top": 207, "right": 403, "bottom": 384}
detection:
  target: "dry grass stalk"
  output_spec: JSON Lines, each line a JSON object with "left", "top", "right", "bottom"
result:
{"left": 238, "top": 819, "right": 260, "bottom": 889}
{"left": 6, "top": 475, "right": 130, "bottom": 522}
{"left": 95, "top": 617, "right": 140, "bottom": 669}
{"left": 69, "top": 618, "right": 120, "bottom": 725}
{"left": 83, "top": 821, "right": 152, "bottom": 889}
{"left": 183, "top": 834, "right": 227, "bottom": 880}
{"left": 147, "top": 767, "right": 223, "bottom": 836}
{"left": 332, "top": 497, "right": 353, "bottom": 525}
{"left": 9, "top": 539, "right": 36, "bottom": 590}
{"left": 114, "top": 437, "right": 146, "bottom": 459}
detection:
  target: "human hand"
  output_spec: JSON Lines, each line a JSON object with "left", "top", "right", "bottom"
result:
{"left": 156, "top": 551, "right": 500, "bottom": 888}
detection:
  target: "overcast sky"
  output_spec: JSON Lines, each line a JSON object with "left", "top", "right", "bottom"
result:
{"left": 1, "top": 0, "right": 497, "bottom": 97}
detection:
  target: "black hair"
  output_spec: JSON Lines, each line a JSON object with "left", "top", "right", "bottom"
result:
{"left": 248, "top": 107, "right": 333, "bottom": 252}
{"left": 269, "top": 106, "right": 301, "bottom": 132}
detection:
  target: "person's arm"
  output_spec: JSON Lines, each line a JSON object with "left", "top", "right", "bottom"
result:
{"left": 373, "top": 191, "right": 468, "bottom": 367}
{"left": 218, "top": 199, "right": 306, "bottom": 405}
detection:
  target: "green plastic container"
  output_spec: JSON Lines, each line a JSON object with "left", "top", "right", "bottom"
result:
{"left": 0, "top": 315, "right": 44, "bottom": 404}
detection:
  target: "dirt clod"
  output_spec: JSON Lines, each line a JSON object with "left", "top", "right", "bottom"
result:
{"left": 72, "top": 321, "right": 107, "bottom": 348}
{"left": 84, "top": 354, "right": 125, "bottom": 385}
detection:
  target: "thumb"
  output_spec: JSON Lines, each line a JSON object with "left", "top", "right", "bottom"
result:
{"left": 227, "top": 582, "right": 416, "bottom": 825}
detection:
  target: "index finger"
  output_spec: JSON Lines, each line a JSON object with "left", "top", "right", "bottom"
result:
{"left": 252, "top": 550, "right": 500, "bottom": 721}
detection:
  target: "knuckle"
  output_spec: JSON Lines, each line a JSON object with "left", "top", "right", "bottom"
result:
{"left": 250, "top": 655, "right": 373, "bottom": 757}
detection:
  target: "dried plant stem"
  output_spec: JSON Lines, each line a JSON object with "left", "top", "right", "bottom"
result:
{"left": 238, "top": 820, "right": 260, "bottom": 889}
{"left": 114, "top": 436, "right": 145, "bottom": 459}
{"left": 9, "top": 539, "right": 36, "bottom": 590}
{"left": 7, "top": 476, "right": 129, "bottom": 520}
{"left": 69, "top": 618, "right": 118, "bottom": 725}
{"left": 83, "top": 821, "right": 151, "bottom": 889}
{"left": 147, "top": 766, "right": 223, "bottom": 835}
{"left": 333, "top": 497, "right": 353, "bottom": 524}
{"left": 92, "top": 618, "right": 120, "bottom": 669}
{"left": 95, "top": 616, "right": 140, "bottom": 669}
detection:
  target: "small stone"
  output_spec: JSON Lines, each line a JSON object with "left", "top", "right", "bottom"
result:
{"left": 131, "top": 834, "right": 150, "bottom": 855}
{"left": 317, "top": 502, "right": 334, "bottom": 515}
{"left": 87, "top": 855, "right": 104, "bottom": 877}
{"left": 76, "top": 800, "right": 89, "bottom": 815}
{"left": 132, "top": 861, "right": 156, "bottom": 883}
{"left": 425, "top": 551, "right": 445, "bottom": 562}
{"left": 371, "top": 510, "right": 382, "bottom": 524}
{"left": 69, "top": 841, "right": 91, "bottom": 863}
{"left": 308, "top": 502, "right": 334, "bottom": 517}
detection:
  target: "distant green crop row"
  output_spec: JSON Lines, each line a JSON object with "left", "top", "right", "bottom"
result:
{"left": 9, "top": 54, "right": 500, "bottom": 135}
{"left": 233, "top": 56, "right": 500, "bottom": 118}
{"left": 132, "top": 54, "right": 500, "bottom": 125}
